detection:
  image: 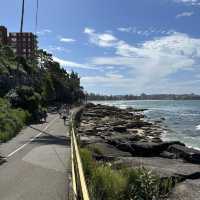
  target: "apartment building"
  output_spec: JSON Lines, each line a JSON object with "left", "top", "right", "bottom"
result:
{"left": 9, "top": 32, "right": 37, "bottom": 59}
{"left": 0, "top": 26, "right": 8, "bottom": 45}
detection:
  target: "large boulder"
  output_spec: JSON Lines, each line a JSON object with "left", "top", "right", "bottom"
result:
{"left": 130, "top": 141, "right": 185, "bottom": 156}
{"left": 168, "top": 144, "right": 200, "bottom": 164}
{"left": 107, "top": 139, "right": 185, "bottom": 156}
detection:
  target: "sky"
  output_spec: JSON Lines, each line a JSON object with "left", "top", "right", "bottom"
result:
{"left": 1, "top": 0, "right": 200, "bottom": 95}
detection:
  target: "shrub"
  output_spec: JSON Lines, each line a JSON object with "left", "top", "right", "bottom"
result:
{"left": 80, "top": 148, "right": 95, "bottom": 180}
{"left": 123, "top": 167, "right": 160, "bottom": 200}
{"left": 90, "top": 166, "right": 127, "bottom": 200}
{"left": 0, "top": 98, "right": 30, "bottom": 142}
{"left": 80, "top": 147, "right": 176, "bottom": 200}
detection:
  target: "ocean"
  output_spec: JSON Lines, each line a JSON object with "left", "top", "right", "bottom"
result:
{"left": 91, "top": 100, "right": 200, "bottom": 150}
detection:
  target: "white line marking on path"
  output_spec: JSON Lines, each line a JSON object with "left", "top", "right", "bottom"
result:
{"left": 6, "top": 116, "right": 59, "bottom": 158}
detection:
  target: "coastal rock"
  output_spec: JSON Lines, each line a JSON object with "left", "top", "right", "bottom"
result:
{"left": 78, "top": 126, "right": 96, "bottom": 135}
{"left": 113, "top": 125, "right": 127, "bottom": 133}
{"left": 130, "top": 141, "right": 185, "bottom": 156}
{"left": 114, "top": 157, "right": 200, "bottom": 179}
{"left": 77, "top": 103, "right": 200, "bottom": 199}
{"left": 160, "top": 151, "right": 177, "bottom": 159}
{"left": 86, "top": 142, "right": 132, "bottom": 160}
{"left": 126, "top": 121, "right": 152, "bottom": 129}
{"left": 79, "top": 136, "right": 103, "bottom": 146}
{"left": 126, "top": 107, "right": 148, "bottom": 112}
{"left": 167, "top": 144, "right": 200, "bottom": 164}
{"left": 168, "top": 179, "right": 200, "bottom": 200}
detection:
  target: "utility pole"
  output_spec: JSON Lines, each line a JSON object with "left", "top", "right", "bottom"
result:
{"left": 16, "top": 0, "right": 25, "bottom": 87}
{"left": 20, "top": 0, "right": 25, "bottom": 33}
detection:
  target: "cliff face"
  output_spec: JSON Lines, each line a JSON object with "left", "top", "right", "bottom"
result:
{"left": 77, "top": 103, "right": 200, "bottom": 200}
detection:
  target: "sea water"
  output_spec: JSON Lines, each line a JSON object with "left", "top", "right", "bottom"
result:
{"left": 92, "top": 100, "right": 200, "bottom": 150}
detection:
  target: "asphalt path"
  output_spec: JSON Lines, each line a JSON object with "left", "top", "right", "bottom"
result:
{"left": 0, "top": 113, "right": 71, "bottom": 200}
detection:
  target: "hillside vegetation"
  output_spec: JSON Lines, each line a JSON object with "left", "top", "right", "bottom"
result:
{"left": 0, "top": 44, "right": 84, "bottom": 142}
{"left": 0, "top": 98, "right": 29, "bottom": 142}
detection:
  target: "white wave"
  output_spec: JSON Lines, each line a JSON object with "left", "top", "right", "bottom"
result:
{"left": 187, "top": 145, "right": 200, "bottom": 151}
{"left": 180, "top": 113, "right": 200, "bottom": 116}
{"left": 196, "top": 125, "right": 200, "bottom": 130}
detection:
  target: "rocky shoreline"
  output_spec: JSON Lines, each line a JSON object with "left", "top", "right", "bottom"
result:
{"left": 77, "top": 103, "right": 200, "bottom": 200}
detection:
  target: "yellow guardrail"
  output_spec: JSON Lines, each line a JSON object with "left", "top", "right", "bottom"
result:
{"left": 70, "top": 113, "right": 90, "bottom": 200}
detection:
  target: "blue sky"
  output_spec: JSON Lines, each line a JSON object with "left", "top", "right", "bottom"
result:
{"left": 1, "top": 0, "right": 200, "bottom": 95}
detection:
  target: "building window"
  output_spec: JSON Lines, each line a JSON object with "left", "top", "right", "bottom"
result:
{"left": 11, "top": 33, "right": 17, "bottom": 36}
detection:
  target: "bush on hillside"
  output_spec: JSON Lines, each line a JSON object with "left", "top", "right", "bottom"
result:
{"left": 6, "top": 86, "right": 45, "bottom": 121}
{"left": 0, "top": 98, "right": 30, "bottom": 142}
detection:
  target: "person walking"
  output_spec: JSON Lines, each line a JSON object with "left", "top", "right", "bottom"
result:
{"left": 62, "top": 110, "right": 67, "bottom": 125}
{"left": 58, "top": 108, "right": 62, "bottom": 118}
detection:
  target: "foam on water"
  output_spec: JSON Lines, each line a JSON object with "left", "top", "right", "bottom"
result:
{"left": 181, "top": 114, "right": 200, "bottom": 116}
{"left": 188, "top": 146, "right": 200, "bottom": 151}
{"left": 196, "top": 125, "right": 200, "bottom": 130}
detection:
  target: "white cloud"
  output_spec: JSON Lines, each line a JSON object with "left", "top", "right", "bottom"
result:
{"left": 84, "top": 27, "right": 117, "bottom": 47}
{"left": 37, "top": 29, "right": 52, "bottom": 36}
{"left": 85, "top": 29, "right": 200, "bottom": 88}
{"left": 60, "top": 37, "right": 76, "bottom": 43}
{"left": 174, "top": 0, "right": 200, "bottom": 5}
{"left": 82, "top": 74, "right": 133, "bottom": 89}
{"left": 84, "top": 27, "right": 95, "bottom": 34}
{"left": 176, "top": 11, "right": 194, "bottom": 18}
{"left": 82, "top": 74, "right": 200, "bottom": 94}
{"left": 117, "top": 27, "right": 132, "bottom": 32}
{"left": 53, "top": 56, "right": 94, "bottom": 69}
{"left": 117, "top": 26, "right": 175, "bottom": 37}
{"left": 45, "top": 46, "right": 70, "bottom": 53}
{"left": 82, "top": 27, "right": 200, "bottom": 93}
{"left": 195, "top": 74, "right": 200, "bottom": 79}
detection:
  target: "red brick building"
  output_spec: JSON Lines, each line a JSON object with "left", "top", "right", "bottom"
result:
{"left": 9, "top": 32, "right": 37, "bottom": 59}
{"left": 0, "top": 26, "right": 8, "bottom": 45}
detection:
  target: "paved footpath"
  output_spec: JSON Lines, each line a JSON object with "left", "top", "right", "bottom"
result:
{"left": 0, "top": 113, "right": 71, "bottom": 200}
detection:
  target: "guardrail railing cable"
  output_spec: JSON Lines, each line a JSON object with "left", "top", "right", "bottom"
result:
{"left": 70, "top": 112, "right": 90, "bottom": 200}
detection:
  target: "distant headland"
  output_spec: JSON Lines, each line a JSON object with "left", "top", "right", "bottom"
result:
{"left": 87, "top": 93, "right": 200, "bottom": 101}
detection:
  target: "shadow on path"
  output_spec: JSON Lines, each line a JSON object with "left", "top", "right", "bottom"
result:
{"left": 28, "top": 126, "right": 70, "bottom": 146}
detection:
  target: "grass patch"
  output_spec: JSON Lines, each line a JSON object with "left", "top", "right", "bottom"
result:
{"left": 0, "top": 98, "right": 30, "bottom": 142}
